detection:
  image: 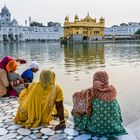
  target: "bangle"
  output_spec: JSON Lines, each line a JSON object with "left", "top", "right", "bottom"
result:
{"left": 17, "top": 80, "right": 20, "bottom": 85}
{"left": 10, "top": 81, "right": 14, "bottom": 86}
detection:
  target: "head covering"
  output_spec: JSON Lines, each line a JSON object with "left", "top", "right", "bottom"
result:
{"left": 0, "top": 56, "right": 14, "bottom": 70}
{"left": 93, "top": 71, "right": 109, "bottom": 85}
{"left": 30, "top": 61, "right": 39, "bottom": 70}
{"left": 39, "top": 69, "right": 55, "bottom": 90}
{"left": 21, "top": 69, "right": 33, "bottom": 83}
{"left": 93, "top": 71, "right": 117, "bottom": 101}
{"left": 6, "top": 60, "right": 18, "bottom": 72}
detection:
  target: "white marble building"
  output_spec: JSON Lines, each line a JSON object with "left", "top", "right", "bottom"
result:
{"left": 0, "top": 5, "right": 63, "bottom": 42}
{"left": 105, "top": 22, "right": 140, "bottom": 37}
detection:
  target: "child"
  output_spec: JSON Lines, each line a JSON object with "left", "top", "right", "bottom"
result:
{"left": 6, "top": 60, "right": 25, "bottom": 96}
{"left": 21, "top": 61, "right": 39, "bottom": 85}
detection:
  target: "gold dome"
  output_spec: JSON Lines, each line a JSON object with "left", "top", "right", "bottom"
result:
{"left": 74, "top": 14, "right": 79, "bottom": 21}
{"left": 99, "top": 16, "right": 105, "bottom": 22}
{"left": 83, "top": 13, "right": 95, "bottom": 22}
{"left": 65, "top": 15, "right": 69, "bottom": 22}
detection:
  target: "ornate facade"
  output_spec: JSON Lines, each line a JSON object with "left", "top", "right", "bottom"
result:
{"left": 0, "top": 5, "right": 63, "bottom": 42}
{"left": 63, "top": 13, "right": 105, "bottom": 43}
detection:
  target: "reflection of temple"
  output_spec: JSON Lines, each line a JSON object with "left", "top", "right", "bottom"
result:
{"left": 0, "top": 5, "right": 63, "bottom": 42}
{"left": 63, "top": 44, "right": 105, "bottom": 70}
{"left": 63, "top": 13, "right": 105, "bottom": 43}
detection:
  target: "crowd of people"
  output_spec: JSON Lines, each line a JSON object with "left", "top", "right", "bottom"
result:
{"left": 0, "top": 55, "right": 127, "bottom": 139}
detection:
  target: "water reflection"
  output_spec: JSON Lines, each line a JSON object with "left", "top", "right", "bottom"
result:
{"left": 1, "top": 42, "right": 140, "bottom": 81}
{"left": 104, "top": 43, "right": 140, "bottom": 67}
{"left": 63, "top": 43, "right": 105, "bottom": 76}
{"left": 0, "top": 42, "right": 64, "bottom": 67}
{"left": 2, "top": 42, "right": 140, "bottom": 72}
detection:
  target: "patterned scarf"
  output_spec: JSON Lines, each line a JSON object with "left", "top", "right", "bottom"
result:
{"left": 93, "top": 71, "right": 117, "bottom": 101}
{"left": 72, "top": 87, "right": 94, "bottom": 115}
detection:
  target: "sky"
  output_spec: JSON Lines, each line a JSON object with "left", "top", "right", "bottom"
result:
{"left": 0, "top": 0, "right": 140, "bottom": 27}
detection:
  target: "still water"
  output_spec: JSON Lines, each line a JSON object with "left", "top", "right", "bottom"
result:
{"left": 0, "top": 42, "right": 140, "bottom": 125}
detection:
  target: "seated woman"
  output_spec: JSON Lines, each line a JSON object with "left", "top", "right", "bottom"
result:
{"left": 72, "top": 71, "right": 127, "bottom": 139}
{"left": 6, "top": 60, "right": 26, "bottom": 96}
{"left": 0, "top": 56, "right": 26, "bottom": 97}
{"left": 14, "top": 69, "right": 66, "bottom": 130}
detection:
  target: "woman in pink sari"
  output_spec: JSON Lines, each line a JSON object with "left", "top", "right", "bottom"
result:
{"left": 0, "top": 56, "right": 26, "bottom": 97}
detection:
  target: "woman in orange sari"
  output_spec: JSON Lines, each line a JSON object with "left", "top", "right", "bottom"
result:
{"left": 14, "top": 69, "right": 66, "bottom": 130}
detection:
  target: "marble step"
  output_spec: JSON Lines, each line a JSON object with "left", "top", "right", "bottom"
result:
{"left": 126, "top": 119, "right": 140, "bottom": 140}
{"left": 116, "top": 127, "right": 138, "bottom": 140}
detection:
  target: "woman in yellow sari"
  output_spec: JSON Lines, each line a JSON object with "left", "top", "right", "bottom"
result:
{"left": 14, "top": 69, "right": 66, "bottom": 130}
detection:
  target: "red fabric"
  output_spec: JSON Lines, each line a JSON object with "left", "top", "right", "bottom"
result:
{"left": 72, "top": 87, "right": 94, "bottom": 116}
{"left": 93, "top": 71, "right": 117, "bottom": 101}
{"left": 9, "top": 88, "right": 18, "bottom": 97}
{"left": 0, "top": 56, "right": 14, "bottom": 70}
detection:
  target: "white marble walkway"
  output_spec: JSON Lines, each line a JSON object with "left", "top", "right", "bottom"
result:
{"left": 0, "top": 97, "right": 139, "bottom": 140}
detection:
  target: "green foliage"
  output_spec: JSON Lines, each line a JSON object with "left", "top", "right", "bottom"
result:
{"left": 30, "top": 22, "right": 45, "bottom": 27}
{"left": 135, "top": 29, "right": 140, "bottom": 35}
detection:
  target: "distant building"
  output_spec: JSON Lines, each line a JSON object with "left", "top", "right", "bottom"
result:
{"left": 63, "top": 13, "right": 105, "bottom": 43}
{"left": 0, "top": 5, "right": 63, "bottom": 42}
{"left": 105, "top": 22, "right": 140, "bottom": 39}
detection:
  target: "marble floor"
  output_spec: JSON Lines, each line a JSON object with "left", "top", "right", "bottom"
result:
{"left": 0, "top": 97, "right": 139, "bottom": 140}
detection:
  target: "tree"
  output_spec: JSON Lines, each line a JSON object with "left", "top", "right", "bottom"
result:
{"left": 135, "top": 29, "right": 140, "bottom": 35}
{"left": 30, "top": 22, "right": 45, "bottom": 27}
{"left": 134, "top": 29, "right": 140, "bottom": 40}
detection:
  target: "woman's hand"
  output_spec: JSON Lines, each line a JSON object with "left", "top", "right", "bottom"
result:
{"left": 16, "top": 58, "right": 27, "bottom": 64}
{"left": 19, "top": 79, "right": 24, "bottom": 84}
{"left": 24, "top": 83, "right": 29, "bottom": 88}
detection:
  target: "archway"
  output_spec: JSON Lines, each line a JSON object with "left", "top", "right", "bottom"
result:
{"left": 15, "top": 35, "right": 18, "bottom": 41}
{"left": 3, "top": 35, "right": 8, "bottom": 42}
{"left": 8, "top": 34, "right": 14, "bottom": 42}
{"left": 83, "top": 36, "right": 88, "bottom": 40}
